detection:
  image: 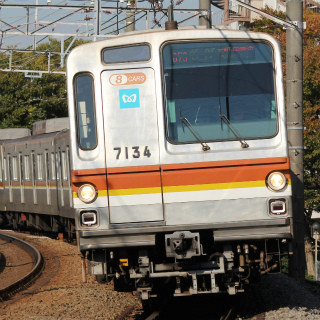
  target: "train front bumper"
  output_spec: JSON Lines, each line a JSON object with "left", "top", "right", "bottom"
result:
{"left": 78, "top": 218, "right": 292, "bottom": 251}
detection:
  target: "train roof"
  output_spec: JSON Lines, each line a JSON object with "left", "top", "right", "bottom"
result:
{"left": 0, "top": 128, "right": 31, "bottom": 141}
{"left": 0, "top": 118, "right": 70, "bottom": 146}
{"left": 32, "top": 118, "right": 69, "bottom": 136}
{"left": 68, "top": 26, "right": 277, "bottom": 52}
{"left": 0, "top": 129, "right": 70, "bottom": 147}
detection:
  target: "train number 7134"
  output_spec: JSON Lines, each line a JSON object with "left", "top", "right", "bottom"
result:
{"left": 113, "top": 146, "right": 151, "bottom": 160}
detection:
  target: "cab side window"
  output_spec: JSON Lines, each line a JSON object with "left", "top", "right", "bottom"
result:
{"left": 74, "top": 73, "right": 97, "bottom": 150}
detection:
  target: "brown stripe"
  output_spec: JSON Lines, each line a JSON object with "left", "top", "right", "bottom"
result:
{"left": 72, "top": 168, "right": 107, "bottom": 176}
{"left": 161, "top": 157, "right": 289, "bottom": 171}
{"left": 107, "top": 165, "right": 160, "bottom": 174}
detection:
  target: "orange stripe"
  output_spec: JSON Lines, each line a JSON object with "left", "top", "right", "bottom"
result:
{"left": 107, "top": 171, "right": 161, "bottom": 190}
{"left": 72, "top": 174, "right": 107, "bottom": 192}
{"left": 70, "top": 157, "right": 290, "bottom": 191}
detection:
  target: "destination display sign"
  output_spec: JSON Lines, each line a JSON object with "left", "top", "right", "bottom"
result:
{"left": 163, "top": 42, "right": 273, "bottom": 68}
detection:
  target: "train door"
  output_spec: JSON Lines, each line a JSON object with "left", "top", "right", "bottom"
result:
{"left": 101, "top": 68, "right": 163, "bottom": 224}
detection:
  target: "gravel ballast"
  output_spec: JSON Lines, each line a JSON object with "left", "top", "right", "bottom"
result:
{"left": 0, "top": 234, "right": 141, "bottom": 320}
{"left": 0, "top": 233, "right": 320, "bottom": 319}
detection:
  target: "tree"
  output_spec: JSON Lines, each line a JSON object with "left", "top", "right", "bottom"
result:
{"left": 0, "top": 38, "right": 89, "bottom": 129}
{"left": 250, "top": 8, "right": 320, "bottom": 277}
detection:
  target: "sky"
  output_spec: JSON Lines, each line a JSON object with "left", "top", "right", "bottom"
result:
{"left": 0, "top": 0, "right": 224, "bottom": 49}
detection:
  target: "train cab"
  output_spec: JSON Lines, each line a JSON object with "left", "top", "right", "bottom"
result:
{"left": 67, "top": 28, "right": 292, "bottom": 299}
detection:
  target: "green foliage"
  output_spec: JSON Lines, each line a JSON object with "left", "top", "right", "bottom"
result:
{"left": 280, "top": 253, "right": 289, "bottom": 274}
{"left": 0, "top": 38, "right": 90, "bottom": 129}
{"left": 250, "top": 9, "right": 320, "bottom": 214}
{"left": 305, "top": 273, "right": 315, "bottom": 281}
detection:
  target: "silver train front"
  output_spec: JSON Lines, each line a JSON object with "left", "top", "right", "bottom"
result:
{"left": 0, "top": 27, "right": 293, "bottom": 300}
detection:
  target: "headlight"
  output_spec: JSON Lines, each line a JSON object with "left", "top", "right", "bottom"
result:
{"left": 266, "top": 172, "right": 287, "bottom": 191}
{"left": 77, "top": 184, "right": 97, "bottom": 203}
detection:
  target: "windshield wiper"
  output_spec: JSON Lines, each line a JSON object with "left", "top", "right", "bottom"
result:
{"left": 180, "top": 116, "right": 210, "bottom": 151}
{"left": 219, "top": 103, "right": 249, "bottom": 149}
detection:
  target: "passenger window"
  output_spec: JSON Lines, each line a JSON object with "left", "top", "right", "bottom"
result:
{"left": 31, "top": 153, "right": 36, "bottom": 184}
{"left": 24, "top": 155, "right": 30, "bottom": 181}
{"left": 37, "top": 154, "right": 43, "bottom": 181}
{"left": 45, "top": 151, "right": 49, "bottom": 181}
{"left": 12, "top": 157, "right": 18, "bottom": 181}
{"left": 66, "top": 147, "right": 70, "bottom": 181}
{"left": 51, "top": 152, "right": 56, "bottom": 181}
{"left": 3, "top": 157, "right": 7, "bottom": 181}
{"left": 0, "top": 156, "right": 2, "bottom": 182}
{"left": 74, "top": 73, "right": 97, "bottom": 150}
{"left": 19, "top": 154, "right": 23, "bottom": 181}
{"left": 8, "top": 156, "right": 12, "bottom": 182}
{"left": 56, "top": 152, "right": 60, "bottom": 181}
{"left": 62, "top": 151, "right": 68, "bottom": 181}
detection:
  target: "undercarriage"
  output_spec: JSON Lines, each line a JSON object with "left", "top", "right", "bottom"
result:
{"left": 85, "top": 230, "right": 290, "bottom": 300}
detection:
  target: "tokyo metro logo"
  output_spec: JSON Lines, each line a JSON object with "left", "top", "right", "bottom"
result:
{"left": 119, "top": 88, "right": 140, "bottom": 109}
{"left": 122, "top": 94, "right": 137, "bottom": 103}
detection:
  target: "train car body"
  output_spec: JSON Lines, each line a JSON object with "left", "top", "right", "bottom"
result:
{"left": 0, "top": 121, "right": 74, "bottom": 233}
{"left": 67, "top": 27, "right": 292, "bottom": 299}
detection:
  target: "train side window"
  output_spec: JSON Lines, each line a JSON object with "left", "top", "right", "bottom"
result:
{"left": 31, "top": 153, "right": 36, "bottom": 184}
{"left": 37, "top": 154, "right": 43, "bottom": 181}
{"left": 45, "top": 151, "right": 50, "bottom": 181}
{"left": 74, "top": 73, "right": 97, "bottom": 150}
{"left": 51, "top": 152, "right": 56, "bottom": 181}
{"left": 66, "top": 147, "right": 70, "bottom": 182}
{"left": 24, "top": 155, "right": 30, "bottom": 181}
{"left": 8, "top": 156, "right": 12, "bottom": 183}
{"left": 3, "top": 157, "right": 7, "bottom": 181}
{"left": 19, "top": 153, "right": 23, "bottom": 181}
{"left": 56, "top": 152, "right": 60, "bottom": 181}
{"left": 12, "top": 157, "right": 18, "bottom": 181}
{"left": 0, "top": 156, "right": 2, "bottom": 182}
{"left": 61, "top": 151, "right": 68, "bottom": 181}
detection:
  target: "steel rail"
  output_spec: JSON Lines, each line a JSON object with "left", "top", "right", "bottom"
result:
{"left": 0, "top": 232, "right": 43, "bottom": 301}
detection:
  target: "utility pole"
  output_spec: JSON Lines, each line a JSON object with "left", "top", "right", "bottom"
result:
{"left": 126, "top": 0, "right": 136, "bottom": 32}
{"left": 286, "top": 0, "right": 305, "bottom": 281}
{"left": 94, "top": 0, "right": 102, "bottom": 36}
{"left": 199, "top": 0, "right": 211, "bottom": 28}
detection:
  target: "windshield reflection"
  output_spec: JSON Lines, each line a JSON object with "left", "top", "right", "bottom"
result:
{"left": 163, "top": 41, "right": 277, "bottom": 144}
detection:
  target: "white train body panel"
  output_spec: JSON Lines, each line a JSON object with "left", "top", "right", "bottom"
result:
{"left": 67, "top": 28, "right": 291, "bottom": 235}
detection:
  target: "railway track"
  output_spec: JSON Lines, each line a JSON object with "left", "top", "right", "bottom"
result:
{"left": 120, "top": 294, "right": 239, "bottom": 320}
{"left": 0, "top": 232, "right": 43, "bottom": 301}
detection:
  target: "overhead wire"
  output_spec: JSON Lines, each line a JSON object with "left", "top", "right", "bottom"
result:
{"left": 0, "top": 0, "right": 200, "bottom": 73}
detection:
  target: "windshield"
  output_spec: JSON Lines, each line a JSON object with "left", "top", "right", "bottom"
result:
{"left": 162, "top": 41, "right": 277, "bottom": 144}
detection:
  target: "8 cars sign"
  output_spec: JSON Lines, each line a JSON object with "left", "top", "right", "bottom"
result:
{"left": 109, "top": 72, "right": 146, "bottom": 86}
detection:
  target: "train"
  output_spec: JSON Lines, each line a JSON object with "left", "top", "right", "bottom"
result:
{"left": 0, "top": 26, "right": 293, "bottom": 301}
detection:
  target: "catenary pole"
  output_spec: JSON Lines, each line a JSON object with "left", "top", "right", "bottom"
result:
{"left": 126, "top": 0, "right": 136, "bottom": 32}
{"left": 286, "top": 0, "right": 305, "bottom": 281}
{"left": 94, "top": 0, "right": 102, "bottom": 37}
{"left": 199, "top": 0, "right": 211, "bottom": 28}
